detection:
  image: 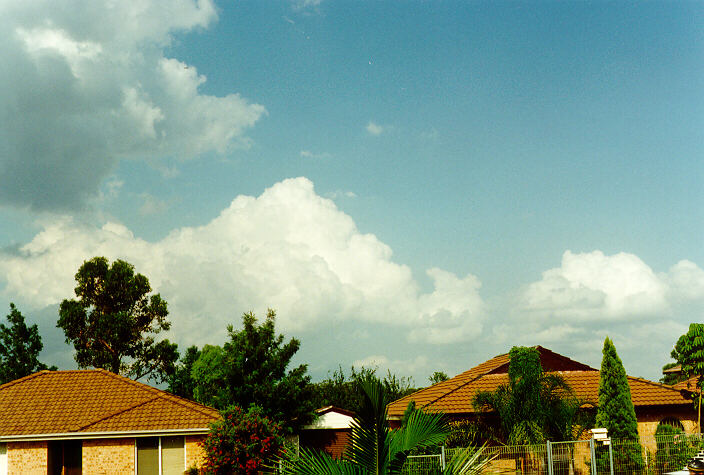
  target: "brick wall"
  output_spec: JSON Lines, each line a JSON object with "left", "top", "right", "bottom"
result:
{"left": 7, "top": 441, "right": 47, "bottom": 474}
{"left": 299, "top": 429, "right": 352, "bottom": 459}
{"left": 186, "top": 434, "right": 207, "bottom": 470}
{"left": 82, "top": 438, "right": 135, "bottom": 474}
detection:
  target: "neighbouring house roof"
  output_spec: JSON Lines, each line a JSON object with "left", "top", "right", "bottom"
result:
{"left": 673, "top": 375, "right": 700, "bottom": 393}
{"left": 387, "top": 346, "right": 693, "bottom": 419}
{"left": 303, "top": 406, "right": 355, "bottom": 430}
{"left": 663, "top": 364, "right": 682, "bottom": 374}
{"left": 0, "top": 369, "right": 220, "bottom": 441}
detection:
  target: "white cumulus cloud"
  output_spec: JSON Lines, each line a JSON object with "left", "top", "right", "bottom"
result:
{"left": 0, "top": 0, "right": 265, "bottom": 211}
{"left": 0, "top": 177, "right": 485, "bottom": 347}
{"left": 522, "top": 250, "right": 671, "bottom": 320}
{"left": 366, "top": 121, "right": 384, "bottom": 136}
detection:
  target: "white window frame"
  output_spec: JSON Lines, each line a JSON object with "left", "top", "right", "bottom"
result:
{"left": 134, "top": 436, "right": 185, "bottom": 475}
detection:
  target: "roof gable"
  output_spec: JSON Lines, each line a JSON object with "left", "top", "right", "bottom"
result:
{"left": 0, "top": 370, "right": 220, "bottom": 439}
{"left": 387, "top": 347, "right": 691, "bottom": 418}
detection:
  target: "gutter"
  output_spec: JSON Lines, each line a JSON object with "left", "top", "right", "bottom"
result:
{"left": 0, "top": 427, "right": 210, "bottom": 442}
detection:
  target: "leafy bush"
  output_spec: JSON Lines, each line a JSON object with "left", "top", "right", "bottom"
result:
{"left": 654, "top": 423, "right": 694, "bottom": 473}
{"left": 201, "top": 405, "right": 285, "bottom": 475}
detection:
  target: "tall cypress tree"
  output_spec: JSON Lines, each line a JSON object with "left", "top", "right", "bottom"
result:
{"left": 595, "top": 337, "right": 643, "bottom": 469}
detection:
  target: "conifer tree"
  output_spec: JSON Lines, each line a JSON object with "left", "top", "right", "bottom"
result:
{"left": 595, "top": 337, "right": 643, "bottom": 469}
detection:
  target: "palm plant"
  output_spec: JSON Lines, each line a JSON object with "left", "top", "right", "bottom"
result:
{"left": 473, "top": 346, "right": 591, "bottom": 445}
{"left": 277, "top": 373, "right": 491, "bottom": 474}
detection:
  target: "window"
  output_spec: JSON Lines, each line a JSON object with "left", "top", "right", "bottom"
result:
{"left": 0, "top": 443, "right": 7, "bottom": 475}
{"left": 137, "top": 436, "right": 184, "bottom": 475}
{"left": 48, "top": 440, "right": 82, "bottom": 475}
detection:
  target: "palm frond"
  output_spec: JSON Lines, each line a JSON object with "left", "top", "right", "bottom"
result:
{"left": 387, "top": 407, "right": 450, "bottom": 473}
{"left": 443, "top": 444, "right": 495, "bottom": 475}
{"left": 345, "top": 374, "right": 390, "bottom": 474}
{"left": 276, "top": 446, "right": 366, "bottom": 475}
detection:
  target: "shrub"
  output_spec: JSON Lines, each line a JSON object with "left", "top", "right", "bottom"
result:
{"left": 201, "top": 405, "right": 285, "bottom": 475}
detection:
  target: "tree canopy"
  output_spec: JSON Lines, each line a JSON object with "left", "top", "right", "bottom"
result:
{"left": 671, "top": 323, "right": 704, "bottom": 430}
{"left": 167, "top": 345, "right": 201, "bottom": 400}
{"left": 190, "top": 310, "right": 315, "bottom": 430}
{"left": 0, "top": 304, "right": 55, "bottom": 384}
{"left": 311, "top": 366, "right": 416, "bottom": 415}
{"left": 57, "top": 256, "right": 178, "bottom": 383}
{"left": 429, "top": 371, "right": 449, "bottom": 385}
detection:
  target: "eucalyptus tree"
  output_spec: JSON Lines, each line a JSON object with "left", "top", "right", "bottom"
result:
{"left": 57, "top": 257, "right": 178, "bottom": 383}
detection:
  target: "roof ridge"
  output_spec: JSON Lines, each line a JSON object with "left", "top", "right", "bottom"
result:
{"left": 626, "top": 374, "right": 685, "bottom": 393}
{"left": 0, "top": 370, "right": 50, "bottom": 390}
{"left": 393, "top": 352, "right": 510, "bottom": 411}
{"left": 76, "top": 395, "right": 159, "bottom": 431}
{"left": 95, "top": 369, "right": 219, "bottom": 418}
{"left": 534, "top": 346, "right": 597, "bottom": 371}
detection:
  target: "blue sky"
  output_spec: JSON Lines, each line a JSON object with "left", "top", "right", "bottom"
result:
{"left": 0, "top": 0, "right": 702, "bottom": 384}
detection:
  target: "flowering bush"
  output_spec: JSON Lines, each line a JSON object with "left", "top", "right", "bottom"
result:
{"left": 201, "top": 405, "right": 286, "bottom": 474}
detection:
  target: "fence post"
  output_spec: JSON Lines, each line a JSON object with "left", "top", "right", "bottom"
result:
{"left": 441, "top": 445, "right": 446, "bottom": 471}
{"left": 590, "top": 438, "right": 597, "bottom": 475}
{"left": 547, "top": 440, "right": 553, "bottom": 475}
{"left": 608, "top": 440, "right": 614, "bottom": 475}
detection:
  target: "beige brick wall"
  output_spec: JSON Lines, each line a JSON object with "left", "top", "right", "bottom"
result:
{"left": 7, "top": 441, "right": 47, "bottom": 474}
{"left": 186, "top": 435, "right": 207, "bottom": 471}
{"left": 82, "top": 437, "right": 135, "bottom": 474}
{"left": 636, "top": 406, "right": 698, "bottom": 453}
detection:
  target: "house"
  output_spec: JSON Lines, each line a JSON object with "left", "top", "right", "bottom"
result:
{"left": 297, "top": 406, "right": 355, "bottom": 459}
{"left": 387, "top": 346, "right": 697, "bottom": 442}
{"left": 0, "top": 369, "right": 220, "bottom": 474}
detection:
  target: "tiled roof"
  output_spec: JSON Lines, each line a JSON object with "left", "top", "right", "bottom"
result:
{"left": 673, "top": 375, "right": 700, "bottom": 393}
{"left": 388, "top": 347, "right": 692, "bottom": 418}
{"left": 0, "top": 370, "right": 220, "bottom": 438}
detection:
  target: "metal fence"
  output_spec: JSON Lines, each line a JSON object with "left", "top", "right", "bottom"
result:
{"left": 401, "top": 433, "right": 704, "bottom": 474}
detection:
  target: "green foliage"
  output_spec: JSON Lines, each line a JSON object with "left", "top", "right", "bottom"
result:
{"left": 473, "top": 346, "right": 590, "bottom": 445}
{"left": 653, "top": 422, "right": 693, "bottom": 473}
{"left": 429, "top": 371, "right": 449, "bottom": 385}
{"left": 672, "top": 323, "right": 704, "bottom": 429}
{"left": 277, "top": 374, "right": 452, "bottom": 475}
{"left": 201, "top": 405, "right": 285, "bottom": 475}
{"left": 191, "top": 310, "right": 315, "bottom": 430}
{"left": 445, "top": 420, "right": 483, "bottom": 448}
{"left": 660, "top": 362, "right": 687, "bottom": 385}
{"left": 0, "top": 304, "right": 56, "bottom": 384}
{"left": 595, "top": 338, "right": 639, "bottom": 439}
{"left": 57, "top": 257, "right": 178, "bottom": 382}
{"left": 311, "top": 366, "right": 416, "bottom": 415}
{"left": 167, "top": 345, "right": 200, "bottom": 399}
{"left": 442, "top": 445, "right": 495, "bottom": 475}
{"left": 595, "top": 337, "right": 643, "bottom": 470}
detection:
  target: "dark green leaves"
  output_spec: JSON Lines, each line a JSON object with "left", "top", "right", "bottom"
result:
{"left": 190, "top": 310, "right": 315, "bottom": 431}
{"left": 0, "top": 304, "right": 55, "bottom": 384}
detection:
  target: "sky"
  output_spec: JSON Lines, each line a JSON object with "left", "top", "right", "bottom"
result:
{"left": 0, "top": 0, "right": 702, "bottom": 386}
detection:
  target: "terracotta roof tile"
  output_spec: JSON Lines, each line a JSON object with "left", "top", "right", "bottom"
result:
{"left": 388, "top": 347, "right": 691, "bottom": 418}
{"left": 0, "top": 370, "right": 219, "bottom": 437}
{"left": 673, "top": 375, "right": 700, "bottom": 392}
